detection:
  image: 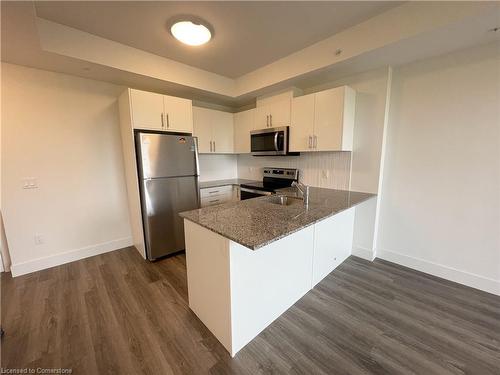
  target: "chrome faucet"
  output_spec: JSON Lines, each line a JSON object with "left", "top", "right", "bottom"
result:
{"left": 291, "top": 181, "right": 310, "bottom": 207}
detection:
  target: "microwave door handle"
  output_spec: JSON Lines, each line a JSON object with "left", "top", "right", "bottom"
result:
{"left": 274, "top": 131, "right": 279, "bottom": 151}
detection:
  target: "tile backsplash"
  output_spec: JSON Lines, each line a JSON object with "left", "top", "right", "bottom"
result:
{"left": 237, "top": 152, "right": 352, "bottom": 190}
{"left": 199, "top": 154, "right": 238, "bottom": 181}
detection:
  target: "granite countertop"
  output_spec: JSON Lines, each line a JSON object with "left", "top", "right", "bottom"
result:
{"left": 199, "top": 179, "right": 259, "bottom": 189}
{"left": 180, "top": 187, "right": 376, "bottom": 250}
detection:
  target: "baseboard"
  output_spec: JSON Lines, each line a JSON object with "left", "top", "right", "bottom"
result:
{"left": 377, "top": 248, "right": 500, "bottom": 296}
{"left": 351, "top": 245, "right": 376, "bottom": 261}
{"left": 10, "top": 237, "right": 133, "bottom": 277}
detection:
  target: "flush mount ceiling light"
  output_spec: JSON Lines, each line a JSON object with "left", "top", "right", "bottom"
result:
{"left": 170, "top": 20, "right": 212, "bottom": 46}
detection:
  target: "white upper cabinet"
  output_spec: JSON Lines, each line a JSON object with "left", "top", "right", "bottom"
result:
{"left": 193, "top": 107, "right": 213, "bottom": 153}
{"left": 255, "top": 98, "right": 291, "bottom": 129}
{"left": 193, "top": 107, "right": 234, "bottom": 154}
{"left": 211, "top": 110, "right": 234, "bottom": 153}
{"left": 289, "top": 86, "right": 356, "bottom": 152}
{"left": 290, "top": 94, "right": 315, "bottom": 152}
{"left": 163, "top": 95, "right": 193, "bottom": 133}
{"left": 130, "top": 89, "right": 164, "bottom": 130}
{"left": 233, "top": 109, "right": 255, "bottom": 154}
{"left": 129, "top": 88, "right": 193, "bottom": 133}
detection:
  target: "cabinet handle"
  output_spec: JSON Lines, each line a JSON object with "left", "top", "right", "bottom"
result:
{"left": 209, "top": 190, "right": 219, "bottom": 194}
{"left": 213, "top": 141, "right": 216, "bottom": 152}
{"left": 266, "top": 115, "right": 269, "bottom": 127}
{"left": 270, "top": 114, "right": 273, "bottom": 127}
{"left": 161, "top": 113, "right": 165, "bottom": 128}
{"left": 314, "top": 135, "right": 317, "bottom": 149}
{"left": 166, "top": 113, "right": 170, "bottom": 128}
{"left": 308, "top": 136, "right": 312, "bottom": 149}
{"left": 210, "top": 141, "right": 213, "bottom": 152}
{"left": 209, "top": 199, "right": 219, "bottom": 203}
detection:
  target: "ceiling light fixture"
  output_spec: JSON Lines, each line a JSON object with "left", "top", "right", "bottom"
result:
{"left": 170, "top": 20, "right": 212, "bottom": 46}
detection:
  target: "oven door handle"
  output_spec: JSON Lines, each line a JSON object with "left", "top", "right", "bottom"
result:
{"left": 273, "top": 131, "right": 279, "bottom": 152}
{"left": 240, "top": 187, "right": 274, "bottom": 196}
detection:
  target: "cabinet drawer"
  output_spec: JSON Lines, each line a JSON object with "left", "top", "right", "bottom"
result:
{"left": 201, "top": 195, "right": 231, "bottom": 207}
{"left": 200, "top": 185, "right": 233, "bottom": 198}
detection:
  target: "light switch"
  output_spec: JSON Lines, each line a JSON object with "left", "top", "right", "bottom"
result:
{"left": 22, "top": 178, "right": 38, "bottom": 189}
{"left": 321, "top": 170, "right": 329, "bottom": 179}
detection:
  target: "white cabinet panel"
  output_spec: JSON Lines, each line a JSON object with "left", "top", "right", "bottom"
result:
{"left": 312, "top": 207, "right": 354, "bottom": 287}
{"left": 268, "top": 99, "right": 291, "bottom": 128}
{"left": 212, "top": 111, "right": 234, "bottom": 153}
{"left": 130, "top": 89, "right": 164, "bottom": 130}
{"left": 255, "top": 99, "right": 291, "bottom": 130}
{"left": 129, "top": 89, "right": 193, "bottom": 133}
{"left": 200, "top": 185, "right": 233, "bottom": 198}
{"left": 314, "top": 87, "right": 344, "bottom": 151}
{"left": 234, "top": 109, "right": 255, "bottom": 154}
{"left": 200, "top": 185, "right": 239, "bottom": 207}
{"left": 164, "top": 95, "right": 193, "bottom": 133}
{"left": 290, "top": 94, "right": 315, "bottom": 152}
{"left": 193, "top": 107, "right": 212, "bottom": 153}
{"left": 255, "top": 105, "right": 271, "bottom": 130}
{"left": 289, "top": 86, "right": 356, "bottom": 152}
{"left": 193, "top": 107, "right": 234, "bottom": 154}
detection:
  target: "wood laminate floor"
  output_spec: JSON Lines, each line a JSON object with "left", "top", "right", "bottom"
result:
{"left": 1, "top": 247, "right": 499, "bottom": 374}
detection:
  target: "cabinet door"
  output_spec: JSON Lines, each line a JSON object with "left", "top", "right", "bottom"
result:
{"left": 312, "top": 207, "right": 354, "bottom": 287}
{"left": 129, "top": 89, "right": 164, "bottom": 130}
{"left": 164, "top": 95, "right": 193, "bottom": 133}
{"left": 233, "top": 109, "right": 255, "bottom": 153}
{"left": 211, "top": 110, "right": 234, "bottom": 153}
{"left": 268, "top": 99, "right": 291, "bottom": 128}
{"left": 313, "top": 87, "right": 344, "bottom": 151}
{"left": 290, "top": 94, "right": 315, "bottom": 152}
{"left": 193, "top": 107, "right": 212, "bottom": 153}
{"left": 254, "top": 105, "right": 270, "bottom": 129}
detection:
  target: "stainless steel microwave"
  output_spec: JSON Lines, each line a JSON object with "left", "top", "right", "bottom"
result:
{"left": 250, "top": 126, "right": 289, "bottom": 156}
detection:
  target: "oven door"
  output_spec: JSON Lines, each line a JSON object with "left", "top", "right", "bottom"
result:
{"left": 240, "top": 187, "right": 273, "bottom": 200}
{"left": 251, "top": 127, "right": 287, "bottom": 156}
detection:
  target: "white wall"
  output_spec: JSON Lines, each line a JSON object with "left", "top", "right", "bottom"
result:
{"left": 377, "top": 42, "right": 500, "bottom": 295}
{"left": 237, "top": 152, "right": 352, "bottom": 190}
{"left": 1, "top": 63, "right": 132, "bottom": 276}
{"left": 199, "top": 154, "right": 238, "bottom": 182}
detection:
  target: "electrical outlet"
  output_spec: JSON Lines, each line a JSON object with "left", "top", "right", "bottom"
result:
{"left": 34, "top": 234, "right": 44, "bottom": 245}
{"left": 22, "top": 178, "right": 38, "bottom": 189}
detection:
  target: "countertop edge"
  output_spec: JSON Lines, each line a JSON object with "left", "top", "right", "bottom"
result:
{"left": 180, "top": 193, "right": 376, "bottom": 250}
{"left": 199, "top": 179, "right": 259, "bottom": 189}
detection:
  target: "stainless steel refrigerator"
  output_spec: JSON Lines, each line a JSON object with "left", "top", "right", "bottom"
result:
{"left": 135, "top": 131, "right": 200, "bottom": 260}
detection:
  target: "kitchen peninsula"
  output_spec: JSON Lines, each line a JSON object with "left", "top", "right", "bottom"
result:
{"left": 180, "top": 187, "right": 375, "bottom": 356}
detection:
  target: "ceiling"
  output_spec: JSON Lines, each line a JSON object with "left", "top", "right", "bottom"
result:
{"left": 2, "top": 2, "right": 498, "bottom": 108}
{"left": 33, "top": 1, "right": 400, "bottom": 78}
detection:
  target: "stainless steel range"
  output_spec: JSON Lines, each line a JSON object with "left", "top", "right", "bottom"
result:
{"left": 240, "top": 168, "right": 299, "bottom": 200}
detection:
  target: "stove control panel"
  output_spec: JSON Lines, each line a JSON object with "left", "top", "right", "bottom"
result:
{"left": 263, "top": 168, "right": 299, "bottom": 180}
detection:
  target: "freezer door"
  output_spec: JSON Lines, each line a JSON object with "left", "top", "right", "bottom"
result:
{"left": 141, "top": 176, "right": 199, "bottom": 260}
{"left": 137, "top": 132, "right": 199, "bottom": 178}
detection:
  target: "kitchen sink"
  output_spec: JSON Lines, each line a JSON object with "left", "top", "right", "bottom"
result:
{"left": 267, "top": 195, "right": 303, "bottom": 206}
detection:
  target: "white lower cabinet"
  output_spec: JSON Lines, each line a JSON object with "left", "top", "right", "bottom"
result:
{"left": 312, "top": 207, "right": 355, "bottom": 287}
{"left": 184, "top": 205, "right": 356, "bottom": 357}
{"left": 200, "top": 185, "right": 238, "bottom": 207}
